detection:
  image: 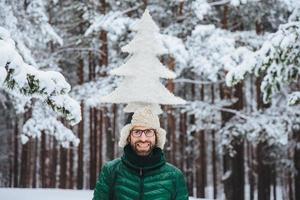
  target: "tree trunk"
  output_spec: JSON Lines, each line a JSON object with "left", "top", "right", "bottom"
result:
{"left": 59, "top": 146, "right": 67, "bottom": 189}
{"left": 98, "top": 109, "right": 103, "bottom": 174}
{"left": 211, "top": 85, "right": 217, "bottom": 199}
{"left": 112, "top": 104, "right": 118, "bottom": 158}
{"left": 77, "top": 102, "right": 84, "bottom": 189}
{"left": 105, "top": 106, "right": 114, "bottom": 161}
{"left": 13, "top": 117, "right": 19, "bottom": 187}
{"left": 50, "top": 139, "right": 57, "bottom": 188}
{"left": 90, "top": 107, "right": 97, "bottom": 189}
{"left": 220, "top": 82, "right": 244, "bottom": 200}
{"left": 196, "top": 129, "right": 206, "bottom": 198}
{"left": 273, "top": 166, "right": 277, "bottom": 200}
{"left": 255, "top": 77, "right": 271, "bottom": 200}
{"left": 40, "top": 132, "right": 46, "bottom": 187}
{"left": 166, "top": 57, "right": 176, "bottom": 164}
{"left": 196, "top": 84, "right": 206, "bottom": 198}
{"left": 68, "top": 146, "right": 74, "bottom": 189}
{"left": 9, "top": 128, "right": 13, "bottom": 187}
{"left": 20, "top": 142, "right": 29, "bottom": 187}
{"left": 221, "top": 5, "right": 228, "bottom": 29}
{"left": 75, "top": 38, "right": 85, "bottom": 187}
{"left": 295, "top": 134, "right": 300, "bottom": 200}
{"left": 257, "top": 142, "right": 271, "bottom": 200}
{"left": 248, "top": 142, "right": 255, "bottom": 200}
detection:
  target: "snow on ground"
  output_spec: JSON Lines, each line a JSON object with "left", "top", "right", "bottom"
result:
{"left": 0, "top": 188, "right": 92, "bottom": 200}
{"left": 0, "top": 188, "right": 209, "bottom": 200}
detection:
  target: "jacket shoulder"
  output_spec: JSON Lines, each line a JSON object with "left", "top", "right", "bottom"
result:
{"left": 164, "top": 162, "right": 184, "bottom": 175}
{"left": 103, "top": 158, "right": 122, "bottom": 170}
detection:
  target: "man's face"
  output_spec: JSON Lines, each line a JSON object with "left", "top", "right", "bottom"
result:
{"left": 128, "top": 125, "right": 156, "bottom": 156}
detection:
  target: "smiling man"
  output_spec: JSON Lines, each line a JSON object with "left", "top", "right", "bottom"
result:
{"left": 92, "top": 106, "right": 188, "bottom": 200}
{"left": 128, "top": 125, "right": 156, "bottom": 156}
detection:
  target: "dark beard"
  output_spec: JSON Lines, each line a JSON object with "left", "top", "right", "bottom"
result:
{"left": 131, "top": 142, "right": 155, "bottom": 156}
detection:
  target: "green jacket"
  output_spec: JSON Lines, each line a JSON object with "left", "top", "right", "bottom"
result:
{"left": 93, "top": 145, "right": 188, "bottom": 200}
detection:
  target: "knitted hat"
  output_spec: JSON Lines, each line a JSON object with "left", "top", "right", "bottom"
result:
{"left": 119, "top": 106, "right": 166, "bottom": 149}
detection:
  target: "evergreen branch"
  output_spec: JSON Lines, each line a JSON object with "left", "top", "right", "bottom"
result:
{"left": 226, "top": 21, "right": 300, "bottom": 104}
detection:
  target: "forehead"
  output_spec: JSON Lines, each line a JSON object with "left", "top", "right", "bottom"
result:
{"left": 132, "top": 125, "right": 153, "bottom": 130}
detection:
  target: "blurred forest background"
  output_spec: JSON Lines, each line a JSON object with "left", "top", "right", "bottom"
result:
{"left": 0, "top": 0, "right": 300, "bottom": 200}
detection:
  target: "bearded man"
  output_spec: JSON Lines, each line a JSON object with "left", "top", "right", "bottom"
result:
{"left": 92, "top": 106, "right": 188, "bottom": 200}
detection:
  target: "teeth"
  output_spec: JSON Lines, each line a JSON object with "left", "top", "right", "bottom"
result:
{"left": 137, "top": 143, "right": 149, "bottom": 147}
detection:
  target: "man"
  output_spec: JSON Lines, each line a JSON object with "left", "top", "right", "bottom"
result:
{"left": 93, "top": 106, "right": 188, "bottom": 200}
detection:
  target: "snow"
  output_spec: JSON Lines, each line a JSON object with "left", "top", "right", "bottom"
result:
{"left": 15, "top": 39, "right": 38, "bottom": 66}
{"left": 230, "top": 0, "right": 260, "bottom": 6}
{"left": 22, "top": 101, "right": 80, "bottom": 148}
{"left": 71, "top": 76, "right": 117, "bottom": 107}
{"left": 48, "top": 94, "right": 82, "bottom": 126}
{"left": 0, "top": 41, "right": 16, "bottom": 68}
{"left": 226, "top": 20, "right": 300, "bottom": 104}
{"left": 288, "top": 91, "right": 300, "bottom": 105}
{"left": 0, "top": 28, "right": 70, "bottom": 95}
{"left": 191, "top": 0, "right": 212, "bottom": 20}
{"left": 84, "top": 11, "right": 135, "bottom": 41}
{"left": 182, "top": 100, "right": 236, "bottom": 132}
{"left": 5, "top": 90, "right": 31, "bottom": 114}
{"left": 219, "top": 104, "right": 298, "bottom": 157}
{"left": 25, "top": 0, "right": 63, "bottom": 46}
{"left": 288, "top": 6, "right": 300, "bottom": 22}
{"left": 41, "top": 23, "right": 63, "bottom": 46}
{"left": 160, "top": 34, "right": 189, "bottom": 75}
{"left": 280, "top": 0, "right": 300, "bottom": 12}
{"left": 0, "top": 27, "right": 81, "bottom": 125}
{"left": 0, "top": 188, "right": 206, "bottom": 200}
{"left": 0, "top": 67, "right": 7, "bottom": 85}
{"left": 225, "top": 48, "right": 257, "bottom": 86}
{"left": 187, "top": 24, "right": 235, "bottom": 82}
{"left": 0, "top": 188, "right": 93, "bottom": 200}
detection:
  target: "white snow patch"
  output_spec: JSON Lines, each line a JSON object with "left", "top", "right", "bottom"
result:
{"left": 0, "top": 188, "right": 93, "bottom": 200}
{"left": 0, "top": 188, "right": 207, "bottom": 200}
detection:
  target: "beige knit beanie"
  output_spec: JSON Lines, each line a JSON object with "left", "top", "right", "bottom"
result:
{"left": 119, "top": 106, "right": 166, "bottom": 149}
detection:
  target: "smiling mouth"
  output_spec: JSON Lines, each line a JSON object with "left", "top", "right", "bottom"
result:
{"left": 136, "top": 143, "right": 150, "bottom": 148}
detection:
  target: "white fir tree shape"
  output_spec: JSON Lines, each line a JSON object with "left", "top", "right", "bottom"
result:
{"left": 101, "top": 9, "right": 186, "bottom": 114}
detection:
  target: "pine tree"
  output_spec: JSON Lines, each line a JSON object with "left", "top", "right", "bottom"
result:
{"left": 101, "top": 9, "right": 185, "bottom": 114}
{"left": 0, "top": 27, "right": 81, "bottom": 125}
{"left": 226, "top": 7, "right": 300, "bottom": 105}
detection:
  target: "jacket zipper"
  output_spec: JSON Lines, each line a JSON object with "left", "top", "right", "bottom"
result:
{"left": 139, "top": 168, "right": 144, "bottom": 200}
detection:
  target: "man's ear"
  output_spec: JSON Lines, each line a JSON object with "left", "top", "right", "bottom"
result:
{"left": 127, "top": 136, "right": 131, "bottom": 143}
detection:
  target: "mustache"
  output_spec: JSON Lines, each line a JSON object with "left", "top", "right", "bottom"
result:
{"left": 134, "top": 141, "right": 151, "bottom": 145}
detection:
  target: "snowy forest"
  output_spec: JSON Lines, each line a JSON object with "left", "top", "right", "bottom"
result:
{"left": 0, "top": 0, "right": 300, "bottom": 200}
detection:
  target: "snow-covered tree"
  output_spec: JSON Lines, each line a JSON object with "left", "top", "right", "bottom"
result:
{"left": 22, "top": 101, "right": 80, "bottom": 148}
{"left": 0, "top": 27, "right": 81, "bottom": 125}
{"left": 226, "top": 7, "right": 300, "bottom": 105}
{"left": 182, "top": 99, "right": 236, "bottom": 132}
{"left": 100, "top": 9, "right": 186, "bottom": 114}
{"left": 186, "top": 24, "right": 268, "bottom": 83}
{"left": 220, "top": 102, "right": 300, "bottom": 173}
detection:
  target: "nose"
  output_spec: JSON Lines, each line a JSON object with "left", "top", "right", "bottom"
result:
{"left": 140, "top": 133, "right": 147, "bottom": 141}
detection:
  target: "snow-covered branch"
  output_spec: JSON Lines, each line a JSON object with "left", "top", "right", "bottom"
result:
{"left": 219, "top": 105, "right": 299, "bottom": 157}
{"left": 226, "top": 16, "right": 300, "bottom": 105}
{"left": 22, "top": 101, "right": 79, "bottom": 148}
{"left": 0, "top": 27, "right": 81, "bottom": 125}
